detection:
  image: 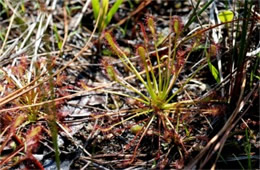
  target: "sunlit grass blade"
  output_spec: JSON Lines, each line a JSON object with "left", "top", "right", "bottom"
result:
{"left": 91, "top": 0, "right": 100, "bottom": 20}
{"left": 99, "top": 0, "right": 109, "bottom": 31}
{"left": 105, "top": 0, "right": 123, "bottom": 26}
{"left": 207, "top": 59, "right": 220, "bottom": 83}
{"left": 205, "top": 46, "right": 220, "bottom": 83}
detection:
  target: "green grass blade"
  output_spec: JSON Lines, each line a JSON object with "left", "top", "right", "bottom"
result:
{"left": 91, "top": 0, "right": 100, "bottom": 20}
{"left": 184, "top": 0, "right": 214, "bottom": 31}
{"left": 98, "top": 0, "right": 109, "bottom": 31}
{"left": 206, "top": 46, "right": 220, "bottom": 83}
{"left": 208, "top": 59, "right": 220, "bottom": 83}
{"left": 53, "top": 24, "right": 62, "bottom": 50}
{"left": 237, "top": 0, "right": 253, "bottom": 67}
{"left": 105, "top": 0, "right": 123, "bottom": 26}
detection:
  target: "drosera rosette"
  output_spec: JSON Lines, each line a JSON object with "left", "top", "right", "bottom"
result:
{"left": 94, "top": 15, "right": 226, "bottom": 168}
{"left": 0, "top": 115, "right": 44, "bottom": 169}
{"left": 0, "top": 55, "right": 73, "bottom": 169}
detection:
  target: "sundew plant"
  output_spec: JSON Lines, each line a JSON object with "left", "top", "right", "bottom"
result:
{"left": 96, "top": 14, "right": 226, "bottom": 166}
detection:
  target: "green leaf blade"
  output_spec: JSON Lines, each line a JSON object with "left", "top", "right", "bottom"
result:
{"left": 208, "top": 60, "right": 220, "bottom": 83}
{"left": 105, "top": 0, "right": 123, "bottom": 26}
{"left": 91, "top": 0, "right": 100, "bottom": 20}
